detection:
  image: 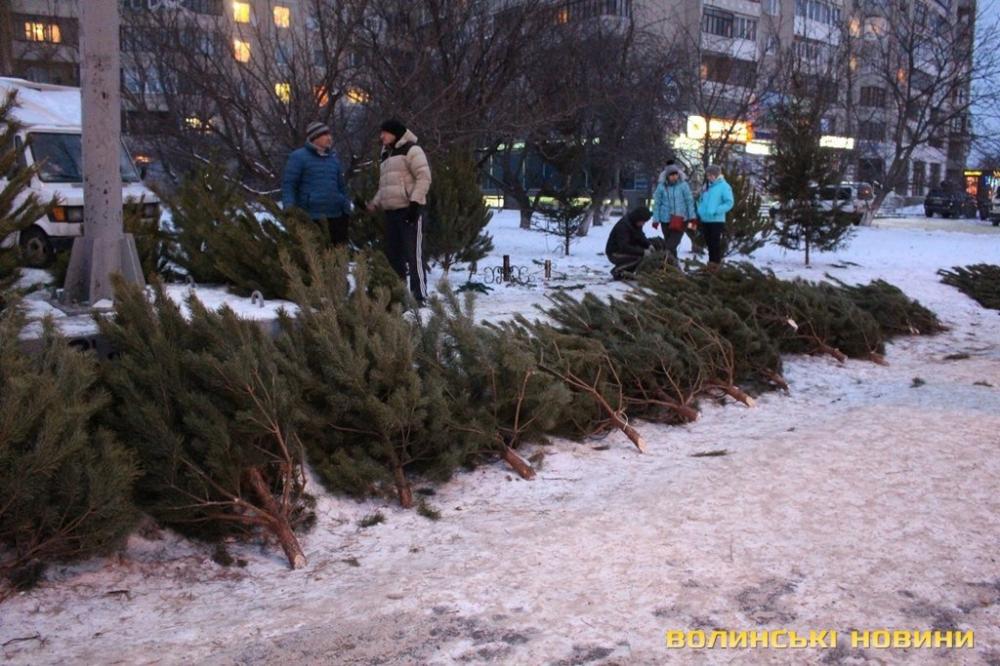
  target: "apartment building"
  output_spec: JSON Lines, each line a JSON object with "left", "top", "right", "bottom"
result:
{"left": 633, "top": 0, "right": 975, "bottom": 195}
{"left": 2, "top": 0, "right": 976, "bottom": 195}
{"left": 4, "top": 0, "right": 81, "bottom": 85}
{"left": 2, "top": 1, "right": 310, "bottom": 96}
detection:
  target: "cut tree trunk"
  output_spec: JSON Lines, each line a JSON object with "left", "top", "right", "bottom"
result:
{"left": 711, "top": 382, "right": 756, "bottom": 407}
{"left": 815, "top": 342, "right": 847, "bottom": 363}
{"left": 868, "top": 352, "right": 889, "bottom": 366}
{"left": 539, "top": 364, "right": 647, "bottom": 453}
{"left": 500, "top": 445, "right": 536, "bottom": 480}
{"left": 392, "top": 461, "right": 414, "bottom": 509}
{"left": 655, "top": 390, "right": 699, "bottom": 422}
{"left": 245, "top": 467, "right": 307, "bottom": 570}
{"left": 762, "top": 369, "right": 790, "bottom": 391}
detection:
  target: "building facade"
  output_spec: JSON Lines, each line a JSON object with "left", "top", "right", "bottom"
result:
{"left": 2, "top": 0, "right": 977, "bottom": 196}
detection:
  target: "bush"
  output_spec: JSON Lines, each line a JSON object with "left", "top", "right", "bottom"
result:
{"left": 424, "top": 149, "right": 493, "bottom": 272}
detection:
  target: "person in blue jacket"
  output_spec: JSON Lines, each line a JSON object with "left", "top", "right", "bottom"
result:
{"left": 696, "top": 164, "right": 734, "bottom": 266}
{"left": 281, "top": 121, "right": 351, "bottom": 245}
{"left": 652, "top": 163, "right": 697, "bottom": 262}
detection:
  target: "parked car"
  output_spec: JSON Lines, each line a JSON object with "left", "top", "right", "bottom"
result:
{"left": 923, "top": 189, "right": 978, "bottom": 219}
{"left": 0, "top": 77, "right": 161, "bottom": 267}
{"left": 768, "top": 182, "right": 872, "bottom": 225}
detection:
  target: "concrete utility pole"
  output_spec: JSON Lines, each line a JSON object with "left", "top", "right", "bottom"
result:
{"left": 64, "top": 0, "right": 144, "bottom": 304}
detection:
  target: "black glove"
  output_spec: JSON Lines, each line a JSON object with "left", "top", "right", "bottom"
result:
{"left": 407, "top": 201, "right": 421, "bottom": 224}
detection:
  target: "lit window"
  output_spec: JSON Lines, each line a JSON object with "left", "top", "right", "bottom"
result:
{"left": 556, "top": 8, "right": 569, "bottom": 24}
{"left": 233, "top": 38, "right": 251, "bottom": 62}
{"left": 186, "top": 116, "right": 205, "bottom": 129}
{"left": 275, "top": 82, "right": 291, "bottom": 103}
{"left": 274, "top": 6, "right": 291, "bottom": 28}
{"left": 233, "top": 1, "right": 251, "bottom": 24}
{"left": 25, "top": 22, "right": 44, "bottom": 41}
{"left": 345, "top": 87, "right": 370, "bottom": 104}
{"left": 24, "top": 21, "right": 60, "bottom": 43}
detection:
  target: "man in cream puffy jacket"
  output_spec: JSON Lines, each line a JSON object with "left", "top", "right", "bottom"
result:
{"left": 367, "top": 118, "right": 432, "bottom": 303}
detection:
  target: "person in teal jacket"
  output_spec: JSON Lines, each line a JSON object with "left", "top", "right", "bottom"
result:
{"left": 696, "top": 164, "right": 734, "bottom": 265}
{"left": 652, "top": 163, "right": 697, "bottom": 262}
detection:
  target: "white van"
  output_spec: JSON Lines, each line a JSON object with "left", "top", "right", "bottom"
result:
{"left": 0, "top": 77, "right": 160, "bottom": 267}
{"left": 769, "top": 181, "right": 874, "bottom": 226}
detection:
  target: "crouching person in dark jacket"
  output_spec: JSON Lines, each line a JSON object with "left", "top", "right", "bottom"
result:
{"left": 605, "top": 206, "right": 654, "bottom": 279}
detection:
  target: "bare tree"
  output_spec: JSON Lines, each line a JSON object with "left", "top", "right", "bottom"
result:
{"left": 482, "top": 9, "right": 675, "bottom": 232}
{"left": 653, "top": 7, "right": 783, "bottom": 175}
{"left": 353, "top": 0, "right": 553, "bottom": 157}
{"left": 845, "top": 0, "right": 1000, "bottom": 213}
{"left": 121, "top": 0, "right": 372, "bottom": 191}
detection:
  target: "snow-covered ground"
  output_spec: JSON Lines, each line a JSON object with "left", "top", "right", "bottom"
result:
{"left": 2, "top": 211, "right": 999, "bottom": 665}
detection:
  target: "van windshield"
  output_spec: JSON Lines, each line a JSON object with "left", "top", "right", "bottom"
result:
{"left": 27, "top": 132, "right": 141, "bottom": 183}
{"left": 818, "top": 187, "right": 851, "bottom": 201}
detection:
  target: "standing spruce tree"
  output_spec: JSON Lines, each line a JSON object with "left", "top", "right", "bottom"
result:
{"left": 425, "top": 150, "right": 493, "bottom": 273}
{"left": 97, "top": 278, "right": 311, "bottom": 569}
{"left": 1, "top": 92, "right": 54, "bottom": 309}
{"left": 1, "top": 306, "right": 138, "bottom": 592}
{"left": 536, "top": 187, "right": 589, "bottom": 257}
{"left": 767, "top": 73, "right": 852, "bottom": 266}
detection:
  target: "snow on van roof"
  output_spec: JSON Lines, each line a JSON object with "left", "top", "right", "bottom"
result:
{"left": 0, "top": 77, "right": 82, "bottom": 127}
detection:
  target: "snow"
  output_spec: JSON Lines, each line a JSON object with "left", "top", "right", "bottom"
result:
{"left": 884, "top": 203, "right": 927, "bottom": 217}
{"left": 3, "top": 211, "right": 1000, "bottom": 665}
{"left": 16, "top": 281, "right": 297, "bottom": 342}
{"left": 0, "top": 78, "right": 82, "bottom": 128}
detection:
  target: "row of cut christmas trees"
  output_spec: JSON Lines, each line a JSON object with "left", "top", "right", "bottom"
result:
{"left": 0, "top": 242, "right": 948, "bottom": 588}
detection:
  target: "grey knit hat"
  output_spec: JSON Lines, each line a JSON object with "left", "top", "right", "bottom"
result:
{"left": 706, "top": 164, "right": 722, "bottom": 177}
{"left": 305, "top": 121, "right": 331, "bottom": 142}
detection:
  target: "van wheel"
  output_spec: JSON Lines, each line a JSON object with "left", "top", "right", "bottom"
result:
{"left": 19, "top": 227, "right": 55, "bottom": 268}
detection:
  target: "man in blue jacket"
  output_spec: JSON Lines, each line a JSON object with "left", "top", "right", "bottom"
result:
{"left": 696, "top": 164, "right": 734, "bottom": 267}
{"left": 281, "top": 121, "right": 351, "bottom": 245}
